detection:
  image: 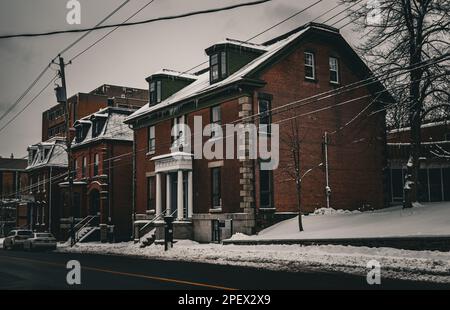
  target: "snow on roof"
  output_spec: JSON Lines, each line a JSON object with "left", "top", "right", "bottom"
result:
{"left": 26, "top": 139, "right": 67, "bottom": 170}
{"left": 389, "top": 120, "right": 450, "bottom": 134}
{"left": 150, "top": 69, "right": 198, "bottom": 80}
{"left": 73, "top": 108, "right": 134, "bottom": 148}
{"left": 212, "top": 38, "right": 269, "bottom": 51}
{"left": 126, "top": 26, "right": 309, "bottom": 123}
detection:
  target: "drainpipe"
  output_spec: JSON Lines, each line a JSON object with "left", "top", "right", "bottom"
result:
{"left": 130, "top": 125, "right": 136, "bottom": 240}
{"left": 49, "top": 166, "right": 52, "bottom": 234}
{"left": 324, "top": 132, "right": 330, "bottom": 209}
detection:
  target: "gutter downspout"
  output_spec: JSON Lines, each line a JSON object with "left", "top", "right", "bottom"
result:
{"left": 49, "top": 166, "right": 52, "bottom": 234}
{"left": 324, "top": 132, "right": 330, "bottom": 209}
{"left": 130, "top": 125, "right": 136, "bottom": 240}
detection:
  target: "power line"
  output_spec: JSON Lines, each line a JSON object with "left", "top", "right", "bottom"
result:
{"left": 0, "top": 0, "right": 272, "bottom": 39}
{"left": 246, "top": 0, "right": 323, "bottom": 42}
{"left": 0, "top": 74, "right": 59, "bottom": 133}
{"left": 58, "top": 0, "right": 131, "bottom": 57}
{"left": 0, "top": 0, "right": 132, "bottom": 130}
{"left": 69, "top": 0, "right": 155, "bottom": 62}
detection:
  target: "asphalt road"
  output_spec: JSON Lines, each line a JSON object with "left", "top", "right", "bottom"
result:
{"left": 0, "top": 249, "right": 448, "bottom": 290}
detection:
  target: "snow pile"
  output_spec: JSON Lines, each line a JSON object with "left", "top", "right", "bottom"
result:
{"left": 58, "top": 241, "right": 450, "bottom": 283}
{"left": 229, "top": 233, "right": 251, "bottom": 240}
{"left": 256, "top": 202, "right": 450, "bottom": 240}
{"left": 312, "top": 208, "right": 361, "bottom": 216}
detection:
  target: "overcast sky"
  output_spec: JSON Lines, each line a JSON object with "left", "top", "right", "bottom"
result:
{"left": 0, "top": 0, "right": 360, "bottom": 158}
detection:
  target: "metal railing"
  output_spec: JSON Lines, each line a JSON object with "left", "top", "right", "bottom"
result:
{"left": 137, "top": 209, "right": 177, "bottom": 241}
{"left": 71, "top": 215, "right": 99, "bottom": 245}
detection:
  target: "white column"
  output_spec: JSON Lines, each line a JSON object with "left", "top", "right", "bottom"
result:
{"left": 156, "top": 173, "right": 162, "bottom": 217}
{"left": 188, "top": 171, "right": 193, "bottom": 218}
{"left": 177, "top": 170, "right": 184, "bottom": 220}
{"left": 166, "top": 173, "right": 171, "bottom": 216}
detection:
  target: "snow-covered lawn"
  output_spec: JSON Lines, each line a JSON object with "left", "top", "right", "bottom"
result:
{"left": 248, "top": 202, "right": 450, "bottom": 240}
{"left": 58, "top": 240, "right": 450, "bottom": 283}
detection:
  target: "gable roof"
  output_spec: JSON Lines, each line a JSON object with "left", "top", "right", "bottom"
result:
{"left": 126, "top": 22, "right": 391, "bottom": 124}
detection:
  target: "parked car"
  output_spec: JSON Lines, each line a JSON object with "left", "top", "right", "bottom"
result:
{"left": 3, "top": 230, "right": 33, "bottom": 250}
{"left": 24, "top": 233, "right": 57, "bottom": 251}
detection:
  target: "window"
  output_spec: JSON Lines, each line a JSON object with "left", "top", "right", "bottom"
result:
{"left": 148, "top": 126, "right": 156, "bottom": 154}
{"left": 172, "top": 115, "right": 186, "bottom": 148}
{"left": 150, "top": 81, "right": 162, "bottom": 104}
{"left": 210, "top": 52, "right": 227, "bottom": 83}
{"left": 93, "top": 154, "right": 99, "bottom": 176}
{"left": 259, "top": 99, "right": 271, "bottom": 134}
{"left": 221, "top": 52, "right": 227, "bottom": 78}
{"left": 211, "top": 54, "right": 219, "bottom": 82}
{"left": 260, "top": 168, "right": 273, "bottom": 209}
{"left": 82, "top": 156, "right": 87, "bottom": 178}
{"left": 210, "top": 105, "right": 221, "bottom": 137}
{"left": 304, "top": 52, "right": 315, "bottom": 80}
{"left": 74, "top": 159, "right": 78, "bottom": 178}
{"left": 211, "top": 168, "right": 221, "bottom": 208}
{"left": 147, "top": 176, "right": 155, "bottom": 210}
{"left": 329, "top": 57, "right": 339, "bottom": 84}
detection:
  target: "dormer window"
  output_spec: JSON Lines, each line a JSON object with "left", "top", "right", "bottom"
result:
{"left": 92, "top": 118, "right": 106, "bottom": 138}
{"left": 150, "top": 81, "right": 162, "bottom": 105}
{"left": 210, "top": 52, "right": 227, "bottom": 83}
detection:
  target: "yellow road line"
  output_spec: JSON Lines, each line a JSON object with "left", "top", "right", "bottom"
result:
{"left": 0, "top": 254, "right": 237, "bottom": 290}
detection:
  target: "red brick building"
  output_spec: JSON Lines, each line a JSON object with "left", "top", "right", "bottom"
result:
{"left": 126, "top": 23, "right": 390, "bottom": 242}
{"left": 19, "top": 84, "right": 148, "bottom": 240}
{"left": 0, "top": 156, "right": 28, "bottom": 236}
{"left": 387, "top": 120, "right": 450, "bottom": 203}
{"left": 59, "top": 107, "right": 136, "bottom": 241}
{"left": 23, "top": 138, "right": 68, "bottom": 237}
{"left": 42, "top": 84, "right": 148, "bottom": 141}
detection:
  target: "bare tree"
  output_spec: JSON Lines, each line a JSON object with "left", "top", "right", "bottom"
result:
{"left": 342, "top": 0, "right": 450, "bottom": 208}
{"left": 280, "top": 119, "right": 304, "bottom": 231}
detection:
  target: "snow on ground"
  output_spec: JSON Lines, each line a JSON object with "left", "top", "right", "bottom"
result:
{"left": 57, "top": 202, "right": 450, "bottom": 283}
{"left": 251, "top": 202, "right": 450, "bottom": 240}
{"left": 58, "top": 240, "right": 450, "bottom": 283}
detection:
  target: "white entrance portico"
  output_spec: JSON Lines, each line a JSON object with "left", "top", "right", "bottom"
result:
{"left": 151, "top": 152, "right": 193, "bottom": 220}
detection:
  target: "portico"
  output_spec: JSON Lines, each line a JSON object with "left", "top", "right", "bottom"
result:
{"left": 152, "top": 152, "right": 193, "bottom": 221}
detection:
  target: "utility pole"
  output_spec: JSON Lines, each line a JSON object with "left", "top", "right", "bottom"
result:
{"left": 55, "top": 56, "right": 74, "bottom": 246}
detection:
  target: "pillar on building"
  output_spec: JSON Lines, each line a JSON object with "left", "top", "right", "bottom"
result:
{"left": 177, "top": 170, "right": 184, "bottom": 220}
{"left": 166, "top": 173, "right": 171, "bottom": 216}
{"left": 156, "top": 173, "right": 162, "bottom": 216}
{"left": 188, "top": 171, "right": 193, "bottom": 218}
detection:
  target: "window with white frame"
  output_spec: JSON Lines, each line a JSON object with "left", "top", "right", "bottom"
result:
{"left": 148, "top": 126, "right": 156, "bottom": 154}
{"left": 329, "top": 57, "right": 339, "bottom": 84}
{"left": 304, "top": 52, "right": 315, "bottom": 80}
{"left": 172, "top": 115, "right": 187, "bottom": 149}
